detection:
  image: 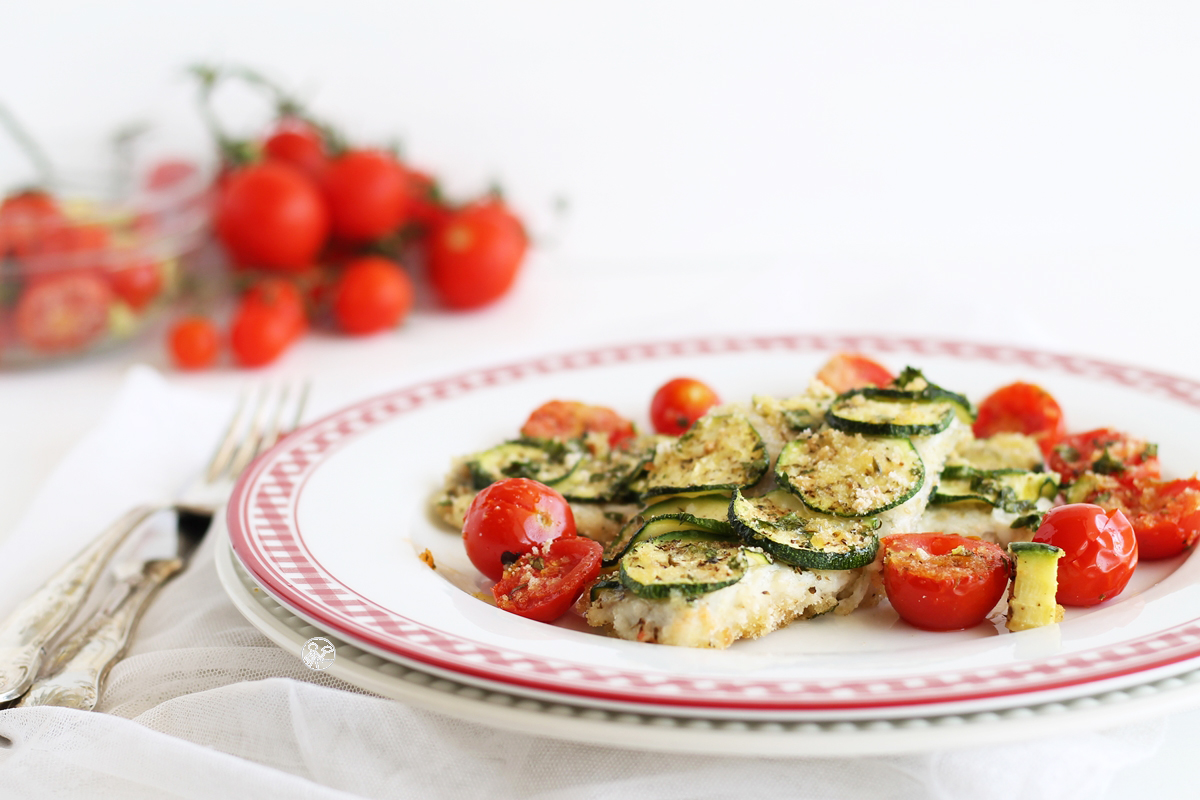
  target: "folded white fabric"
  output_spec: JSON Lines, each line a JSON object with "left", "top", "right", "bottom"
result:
{"left": 0, "top": 366, "right": 1167, "bottom": 799}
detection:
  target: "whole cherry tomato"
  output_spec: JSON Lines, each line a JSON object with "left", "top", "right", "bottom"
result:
{"left": 216, "top": 161, "right": 329, "bottom": 272}
{"left": 229, "top": 281, "right": 306, "bottom": 367}
{"left": 1047, "top": 428, "right": 1160, "bottom": 486}
{"left": 815, "top": 352, "right": 895, "bottom": 394}
{"left": 882, "top": 533, "right": 1012, "bottom": 631}
{"left": 462, "top": 478, "right": 577, "bottom": 581}
{"left": 427, "top": 198, "right": 527, "bottom": 310}
{"left": 262, "top": 118, "right": 326, "bottom": 179}
{"left": 1033, "top": 503, "right": 1138, "bottom": 606}
{"left": 973, "top": 382, "right": 1066, "bottom": 457}
{"left": 492, "top": 536, "right": 603, "bottom": 622}
{"left": 330, "top": 256, "right": 414, "bottom": 335}
{"left": 404, "top": 168, "right": 449, "bottom": 232}
{"left": 242, "top": 277, "right": 308, "bottom": 342}
{"left": 520, "top": 400, "right": 636, "bottom": 448}
{"left": 168, "top": 315, "right": 220, "bottom": 369}
{"left": 0, "top": 190, "right": 63, "bottom": 258}
{"left": 14, "top": 272, "right": 113, "bottom": 354}
{"left": 650, "top": 377, "right": 720, "bottom": 436}
{"left": 321, "top": 149, "right": 409, "bottom": 242}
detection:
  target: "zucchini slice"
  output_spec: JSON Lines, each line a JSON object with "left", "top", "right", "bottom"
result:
{"left": 889, "top": 367, "right": 975, "bottom": 423}
{"left": 931, "top": 466, "right": 1059, "bottom": 514}
{"left": 826, "top": 391, "right": 956, "bottom": 436}
{"left": 729, "top": 488, "right": 880, "bottom": 570}
{"left": 553, "top": 445, "right": 652, "bottom": 503}
{"left": 776, "top": 429, "right": 925, "bottom": 517}
{"left": 618, "top": 531, "right": 766, "bottom": 599}
{"left": 601, "top": 493, "right": 734, "bottom": 567}
{"left": 1006, "top": 541, "right": 1064, "bottom": 632}
{"left": 467, "top": 439, "right": 583, "bottom": 489}
{"left": 640, "top": 414, "right": 768, "bottom": 498}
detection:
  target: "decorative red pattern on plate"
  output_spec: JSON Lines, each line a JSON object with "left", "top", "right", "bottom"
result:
{"left": 227, "top": 334, "right": 1200, "bottom": 711}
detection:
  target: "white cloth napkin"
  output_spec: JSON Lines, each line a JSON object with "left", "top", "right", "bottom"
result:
{"left": 0, "top": 367, "right": 1167, "bottom": 799}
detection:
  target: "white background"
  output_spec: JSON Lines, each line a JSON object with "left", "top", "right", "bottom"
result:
{"left": 2, "top": 2, "right": 1199, "bottom": 797}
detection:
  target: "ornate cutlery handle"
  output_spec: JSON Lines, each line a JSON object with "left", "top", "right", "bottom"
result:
{"left": 0, "top": 505, "right": 159, "bottom": 703}
{"left": 18, "top": 558, "right": 182, "bottom": 711}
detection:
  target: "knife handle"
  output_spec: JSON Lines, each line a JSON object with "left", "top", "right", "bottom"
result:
{"left": 0, "top": 505, "right": 159, "bottom": 703}
{"left": 18, "top": 558, "right": 182, "bottom": 711}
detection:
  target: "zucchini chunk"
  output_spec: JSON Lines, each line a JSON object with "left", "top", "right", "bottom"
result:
{"left": 640, "top": 414, "right": 768, "bottom": 498}
{"left": 729, "top": 488, "right": 880, "bottom": 570}
{"left": 601, "top": 493, "right": 734, "bottom": 567}
{"left": 618, "top": 531, "right": 767, "bottom": 599}
{"left": 1006, "top": 541, "right": 1065, "bottom": 632}
{"left": 776, "top": 429, "right": 925, "bottom": 517}
{"left": 931, "top": 466, "right": 1059, "bottom": 514}
{"left": 826, "top": 391, "right": 957, "bottom": 436}
{"left": 467, "top": 439, "right": 582, "bottom": 490}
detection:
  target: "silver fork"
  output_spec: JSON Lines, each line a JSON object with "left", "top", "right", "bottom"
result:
{"left": 0, "top": 383, "right": 309, "bottom": 708}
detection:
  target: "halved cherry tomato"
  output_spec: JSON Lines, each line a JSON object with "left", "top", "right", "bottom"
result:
{"left": 1070, "top": 476, "right": 1200, "bottom": 560}
{"left": 0, "top": 190, "right": 63, "bottom": 258}
{"left": 14, "top": 272, "right": 113, "bottom": 354}
{"left": 216, "top": 161, "right": 329, "bottom": 272}
{"left": 882, "top": 533, "right": 1011, "bottom": 631}
{"left": 815, "top": 352, "right": 895, "bottom": 394}
{"left": 1047, "top": 428, "right": 1160, "bottom": 486}
{"left": 330, "top": 255, "right": 414, "bottom": 335}
{"left": 972, "top": 381, "right": 1066, "bottom": 457}
{"left": 168, "top": 315, "right": 220, "bottom": 369}
{"left": 492, "top": 536, "right": 603, "bottom": 622}
{"left": 427, "top": 198, "right": 527, "bottom": 310}
{"left": 262, "top": 118, "right": 326, "bottom": 179}
{"left": 520, "top": 400, "right": 636, "bottom": 449}
{"left": 107, "top": 261, "right": 164, "bottom": 311}
{"left": 649, "top": 377, "right": 719, "bottom": 436}
{"left": 321, "top": 149, "right": 410, "bottom": 242}
{"left": 1033, "top": 503, "right": 1138, "bottom": 606}
{"left": 462, "top": 478, "right": 577, "bottom": 581}
{"left": 145, "top": 159, "right": 199, "bottom": 192}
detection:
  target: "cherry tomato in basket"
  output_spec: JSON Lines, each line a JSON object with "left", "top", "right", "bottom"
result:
{"left": 0, "top": 189, "right": 63, "bottom": 258}
{"left": 427, "top": 198, "right": 527, "bottom": 310}
{"left": 650, "top": 377, "right": 720, "bottom": 436}
{"left": 107, "top": 261, "right": 164, "bottom": 311}
{"left": 263, "top": 118, "right": 326, "bottom": 180}
{"left": 1033, "top": 503, "right": 1138, "bottom": 606}
{"left": 321, "top": 149, "right": 409, "bottom": 242}
{"left": 330, "top": 255, "right": 414, "bottom": 335}
{"left": 168, "top": 314, "right": 220, "bottom": 369}
{"left": 1047, "top": 428, "right": 1160, "bottom": 486}
{"left": 14, "top": 272, "right": 113, "bottom": 354}
{"left": 1069, "top": 477, "right": 1200, "bottom": 561}
{"left": 972, "top": 382, "right": 1066, "bottom": 457}
{"left": 492, "top": 536, "right": 603, "bottom": 622}
{"left": 882, "top": 534, "right": 1012, "bottom": 631}
{"left": 815, "top": 352, "right": 895, "bottom": 394}
{"left": 521, "top": 400, "right": 636, "bottom": 449}
{"left": 23, "top": 222, "right": 111, "bottom": 280}
{"left": 462, "top": 478, "right": 577, "bottom": 581}
{"left": 216, "top": 161, "right": 329, "bottom": 272}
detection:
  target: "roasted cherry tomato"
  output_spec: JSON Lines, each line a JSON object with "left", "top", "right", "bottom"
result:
{"left": 427, "top": 198, "right": 527, "bottom": 310}
{"left": 1033, "top": 503, "right": 1138, "bottom": 606}
{"left": 815, "top": 352, "right": 895, "bottom": 394}
{"left": 168, "top": 315, "right": 220, "bottom": 369}
{"left": 321, "top": 149, "right": 410, "bottom": 242}
{"left": 650, "top": 377, "right": 720, "bottom": 435}
{"left": 216, "top": 161, "right": 329, "bottom": 272}
{"left": 0, "top": 189, "right": 63, "bottom": 258}
{"left": 462, "top": 478, "right": 577, "bottom": 581}
{"left": 492, "top": 536, "right": 603, "bottom": 622}
{"left": 14, "top": 272, "right": 113, "bottom": 354}
{"left": 972, "top": 381, "right": 1066, "bottom": 456}
{"left": 882, "top": 533, "right": 1012, "bottom": 631}
{"left": 330, "top": 255, "right": 414, "bottom": 335}
{"left": 262, "top": 118, "right": 326, "bottom": 179}
{"left": 520, "top": 400, "right": 636, "bottom": 449}
{"left": 1071, "top": 476, "right": 1200, "bottom": 560}
{"left": 107, "top": 261, "right": 164, "bottom": 311}
{"left": 1047, "top": 428, "right": 1160, "bottom": 486}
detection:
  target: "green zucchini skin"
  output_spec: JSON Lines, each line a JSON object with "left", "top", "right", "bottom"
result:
{"left": 640, "top": 414, "right": 768, "bottom": 499}
{"left": 467, "top": 439, "right": 582, "bottom": 490}
{"left": 600, "top": 493, "right": 735, "bottom": 568}
{"left": 552, "top": 445, "right": 652, "bottom": 503}
{"left": 931, "top": 466, "right": 1059, "bottom": 514}
{"left": 729, "top": 488, "right": 880, "bottom": 570}
{"left": 618, "top": 531, "right": 764, "bottom": 599}
{"left": 775, "top": 429, "right": 925, "bottom": 518}
{"left": 826, "top": 391, "right": 956, "bottom": 436}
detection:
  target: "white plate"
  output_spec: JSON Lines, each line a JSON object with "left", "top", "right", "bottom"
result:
{"left": 226, "top": 334, "right": 1200, "bottom": 719}
{"left": 216, "top": 511, "right": 1200, "bottom": 755}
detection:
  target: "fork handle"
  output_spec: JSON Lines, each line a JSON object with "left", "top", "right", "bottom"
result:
{"left": 17, "top": 558, "right": 182, "bottom": 711}
{"left": 0, "top": 505, "right": 159, "bottom": 703}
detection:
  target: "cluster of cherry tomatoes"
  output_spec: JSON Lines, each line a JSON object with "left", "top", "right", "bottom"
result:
{"left": 168, "top": 66, "right": 528, "bottom": 370}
